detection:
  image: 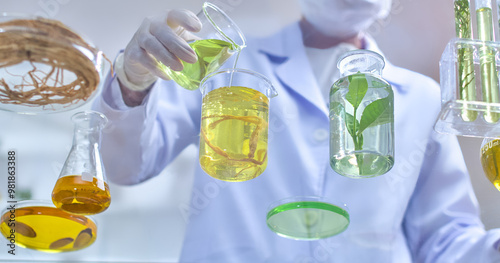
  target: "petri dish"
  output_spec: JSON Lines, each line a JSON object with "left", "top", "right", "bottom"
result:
{"left": 0, "top": 14, "right": 105, "bottom": 114}
{"left": 0, "top": 200, "right": 97, "bottom": 253}
{"left": 266, "top": 196, "right": 349, "bottom": 240}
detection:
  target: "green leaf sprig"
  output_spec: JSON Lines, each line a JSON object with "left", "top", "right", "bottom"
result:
{"left": 343, "top": 73, "right": 392, "bottom": 151}
{"left": 454, "top": 0, "right": 472, "bottom": 39}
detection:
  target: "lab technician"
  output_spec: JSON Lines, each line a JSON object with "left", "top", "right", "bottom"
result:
{"left": 93, "top": 0, "right": 500, "bottom": 262}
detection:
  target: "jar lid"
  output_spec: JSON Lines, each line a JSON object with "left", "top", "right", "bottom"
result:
{"left": 337, "top": 49, "right": 385, "bottom": 77}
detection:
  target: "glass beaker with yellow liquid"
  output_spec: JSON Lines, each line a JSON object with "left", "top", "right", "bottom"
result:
{"left": 480, "top": 137, "right": 500, "bottom": 191}
{"left": 52, "top": 111, "right": 111, "bottom": 215}
{"left": 159, "top": 2, "right": 246, "bottom": 90}
{"left": 199, "top": 69, "right": 277, "bottom": 181}
{"left": 0, "top": 200, "right": 97, "bottom": 252}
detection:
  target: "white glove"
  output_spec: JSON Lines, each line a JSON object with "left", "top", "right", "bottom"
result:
{"left": 115, "top": 9, "right": 202, "bottom": 91}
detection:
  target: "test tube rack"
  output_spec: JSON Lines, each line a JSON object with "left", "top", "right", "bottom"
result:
{"left": 435, "top": 38, "right": 500, "bottom": 138}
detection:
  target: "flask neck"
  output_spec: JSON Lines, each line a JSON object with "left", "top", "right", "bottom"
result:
{"left": 73, "top": 128, "right": 101, "bottom": 146}
{"left": 70, "top": 111, "right": 107, "bottom": 147}
{"left": 338, "top": 50, "right": 385, "bottom": 78}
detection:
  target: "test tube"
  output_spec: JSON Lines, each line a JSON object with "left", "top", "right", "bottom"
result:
{"left": 497, "top": 0, "right": 500, "bottom": 30}
{"left": 455, "top": 0, "right": 477, "bottom": 121}
{"left": 476, "top": 0, "right": 500, "bottom": 123}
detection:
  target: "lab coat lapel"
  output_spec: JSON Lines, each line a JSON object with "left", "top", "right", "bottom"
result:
{"left": 258, "top": 23, "right": 329, "bottom": 117}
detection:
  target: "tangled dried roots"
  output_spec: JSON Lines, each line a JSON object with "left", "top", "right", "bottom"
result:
{"left": 0, "top": 17, "right": 107, "bottom": 107}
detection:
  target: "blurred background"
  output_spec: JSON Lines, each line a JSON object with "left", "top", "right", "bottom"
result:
{"left": 0, "top": 0, "right": 498, "bottom": 262}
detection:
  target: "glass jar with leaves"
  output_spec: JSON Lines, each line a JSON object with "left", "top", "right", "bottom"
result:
{"left": 329, "top": 50, "right": 394, "bottom": 178}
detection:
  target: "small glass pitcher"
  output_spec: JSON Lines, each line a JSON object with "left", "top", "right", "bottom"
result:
{"left": 329, "top": 50, "right": 395, "bottom": 178}
{"left": 160, "top": 2, "right": 246, "bottom": 90}
{"left": 199, "top": 68, "right": 277, "bottom": 182}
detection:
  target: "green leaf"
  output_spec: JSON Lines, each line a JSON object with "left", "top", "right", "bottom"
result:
{"left": 345, "top": 111, "right": 359, "bottom": 144}
{"left": 331, "top": 102, "right": 363, "bottom": 149}
{"left": 357, "top": 96, "right": 392, "bottom": 135}
{"left": 330, "top": 102, "right": 355, "bottom": 138}
{"left": 358, "top": 133, "right": 363, "bottom": 149}
{"left": 454, "top": 0, "right": 472, "bottom": 38}
{"left": 345, "top": 73, "right": 368, "bottom": 109}
{"left": 369, "top": 79, "right": 389, "bottom": 89}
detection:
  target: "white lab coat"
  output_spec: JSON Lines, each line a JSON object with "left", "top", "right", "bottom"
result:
{"left": 93, "top": 22, "right": 500, "bottom": 262}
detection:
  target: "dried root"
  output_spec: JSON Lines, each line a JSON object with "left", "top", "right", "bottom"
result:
{"left": 0, "top": 17, "right": 109, "bottom": 107}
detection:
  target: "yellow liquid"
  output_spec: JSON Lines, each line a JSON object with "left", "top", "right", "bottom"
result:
{"left": 480, "top": 139, "right": 500, "bottom": 190}
{"left": 199, "top": 86, "right": 269, "bottom": 181}
{"left": 0, "top": 206, "right": 97, "bottom": 253}
{"left": 52, "top": 175, "right": 111, "bottom": 215}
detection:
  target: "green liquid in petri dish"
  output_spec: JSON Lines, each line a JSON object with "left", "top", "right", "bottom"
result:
{"left": 160, "top": 39, "right": 237, "bottom": 90}
{"left": 266, "top": 201, "right": 349, "bottom": 240}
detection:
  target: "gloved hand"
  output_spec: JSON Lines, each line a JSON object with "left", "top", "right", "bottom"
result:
{"left": 115, "top": 9, "right": 202, "bottom": 91}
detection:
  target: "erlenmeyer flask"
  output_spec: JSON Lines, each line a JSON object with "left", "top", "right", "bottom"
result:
{"left": 480, "top": 137, "right": 500, "bottom": 191}
{"left": 52, "top": 111, "right": 110, "bottom": 215}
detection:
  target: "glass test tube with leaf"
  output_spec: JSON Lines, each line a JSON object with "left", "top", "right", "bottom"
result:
{"left": 455, "top": 0, "right": 477, "bottom": 121}
{"left": 329, "top": 50, "right": 394, "bottom": 178}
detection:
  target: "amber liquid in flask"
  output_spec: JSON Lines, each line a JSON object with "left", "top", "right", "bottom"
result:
{"left": 52, "top": 111, "right": 110, "bottom": 215}
{"left": 199, "top": 86, "right": 269, "bottom": 181}
{"left": 480, "top": 138, "right": 500, "bottom": 191}
{"left": 52, "top": 175, "right": 111, "bottom": 215}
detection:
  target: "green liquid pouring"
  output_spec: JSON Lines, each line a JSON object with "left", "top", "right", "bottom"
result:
{"left": 160, "top": 39, "right": 238, "bottom": 90}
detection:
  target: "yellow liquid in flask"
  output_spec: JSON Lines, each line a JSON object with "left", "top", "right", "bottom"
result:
{"left": 480, "top": 139, "right": 500, "bottom": 191}
{"left": 200, "top": 86, "right": 269, "bottom": 182}
{"left": 52, "top": 175, "right": 111, "bottom": 215}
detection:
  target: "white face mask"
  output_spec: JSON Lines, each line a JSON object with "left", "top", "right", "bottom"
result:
{"left": 297, "top": 0, "right": 392, "bottom": 38}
